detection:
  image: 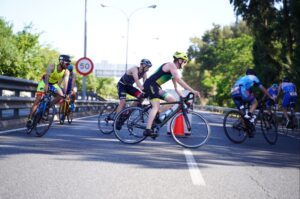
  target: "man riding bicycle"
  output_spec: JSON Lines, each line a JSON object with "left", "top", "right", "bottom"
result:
{"left": 143, "top": 51, "right": 200, "bottom": 137}
{"left": 115, "top": 58, "right": 152, "bottom": 115}
{"left": 26, "top": 54, "right": 71, "bottom": 127}
{"left": 278, "top": 76, "right": 298, "bottom": 127}
{"left": 230, "top": 69, "right": 275, "bottom": 136}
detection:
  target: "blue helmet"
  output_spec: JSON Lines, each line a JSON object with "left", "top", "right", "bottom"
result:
{"left": 140, "top": 59, "right": 152, "bottom": 67}
{"left": 272, "top": 83, "right": 278, "bottom": 88}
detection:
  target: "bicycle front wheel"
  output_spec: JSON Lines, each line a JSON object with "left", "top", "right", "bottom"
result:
{"left": 98, "top": 111, "right": 115, "bottom": 134}
{"left": 35, "top": 105, "right": 56, "bottom": 137}
{"left": 170, "top": 111, "right": 211, "bottom": 148}
{"left": 114, "top": 106, "right": 147, "bottom": 144}
{"left": 67, "top": 109, "right": 73, "bottom": 124}
{"left": 223, "top": 110, "right": 248, "bottom": 144}
{"left": 261, "top": 113, "right": 278, "bottom": 145}
{"left": 58, "top": 103, "right": 65, "bottom": 125}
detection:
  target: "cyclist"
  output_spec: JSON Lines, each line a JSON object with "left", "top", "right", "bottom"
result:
{"left": 26, "top": 54, "right": 71, "bottom": 127}
{"left": 278, "top": 77, "right": 298, "bottom": 127}
{"left": 143, "top": 51, "right": 200, "bottom": 137}
{"left": 26, "top": 74, "right": 46, "bottom": 127}
{"left": 264, "top": 83, "right": 279, "bottom": 112}
{"left": 59, "top": 64, "right": 77, "bottom": 111}
{"left": 230, "top": 69, "right": 275, "bottom": 132}
{"left": 115, "top": 58, "right": 152, "bottom": 115}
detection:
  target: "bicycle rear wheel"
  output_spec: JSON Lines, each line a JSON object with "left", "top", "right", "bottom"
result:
{"left": 223, "top": 110, "right": 248, "bottom": 144}
{"left": 67, "top": 109, "right": 73, "bottom": 124}
{"left": 35, "top": 105, "right": 56, "bottom": 137}
{"left": 169, "top": 111, "right": 210, "bottom": 148}
{"left": 261, "top": 113, "right": 278, "bottom": 145}
{"left": 98, "top": 111, "right": 115, "bottom": 134}
{"left": 114, "top": 106, "right": 147, "bottom": 144}
{"left": 59, "top": 103, "right": 65, "bottom": 125}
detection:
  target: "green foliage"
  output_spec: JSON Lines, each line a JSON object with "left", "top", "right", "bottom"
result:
{"left": 185, "top": 22, "right": 254, "bottom": 106}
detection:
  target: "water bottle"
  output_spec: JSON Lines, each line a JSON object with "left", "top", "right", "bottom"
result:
{"left": 159, "top": 109, "right": 173, "bottom": 122}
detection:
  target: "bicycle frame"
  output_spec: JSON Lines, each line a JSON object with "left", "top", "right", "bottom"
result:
{"left": 132, "top": 93, "right": 195, "bottom": 131}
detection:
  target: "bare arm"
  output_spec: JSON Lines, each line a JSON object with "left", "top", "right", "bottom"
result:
{"left": 131, "top": 67, "right": 143, "bottom": 91}
{"left": 172, "top": 78, "right": 184, "bottom": 97}
{"left": 168, "top": 63, "right": 200, "bottom": 97}
{"left": 63, "top": 70, "right": 70, "bottom": 95}
{"left": 44, "top": 64, "right": 54, "bottom": 92}
{"left": 71, "top": 72, "right": 76, "bottom": 92}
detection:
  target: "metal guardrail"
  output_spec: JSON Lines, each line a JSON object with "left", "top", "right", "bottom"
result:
{"left": 0, "top": 75, "right": 114, "bottom": 130}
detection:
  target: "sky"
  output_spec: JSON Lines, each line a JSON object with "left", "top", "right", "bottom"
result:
{"left": 0, "top": 0, "right": 237, "bottom": 68}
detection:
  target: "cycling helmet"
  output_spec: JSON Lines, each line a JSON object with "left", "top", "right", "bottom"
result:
{"left": 59, "top": 54, "right": 71, "bottom": 62}
{"left": 173, "top": 51, "right": 188, "bottom": 62}
{"left": 246, "top": 68, "right": 256, "bottom": 76}
{"left": 67, "top": 65, "right": 73, "bottom": 72}
{"left": 272, "top": 83, "right": 278, "bottom": 88}
{"left": 140, "top": 59, "right": 152, "bottom": 67}
{"left": 283, "top": 76, "right": 290, "bottom": 82}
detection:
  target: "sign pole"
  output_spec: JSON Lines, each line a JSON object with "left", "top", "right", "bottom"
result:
{"left": 82, "top": 0, "right": 87, "bottom": 100}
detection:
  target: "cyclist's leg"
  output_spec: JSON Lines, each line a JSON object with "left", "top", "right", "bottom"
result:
{"left": 50, "top": 84, "right": 64, "bottom": 105}
{"left": 115, "top": 82, "right": 127, "bottom": 114}
{"left": 282, "top": 94, "right": 290, "bottom": 125}
{"left": 127, "top": 86, "right": 143, "bottom": 107}
{"left": 143, "top": 81, "right": 160, "bottom": 136}
{"left": 158, "top": 90, "right": 176, "bottom": 113}
{"left": 27, "top": 80, "right": 45, "bottom": 125}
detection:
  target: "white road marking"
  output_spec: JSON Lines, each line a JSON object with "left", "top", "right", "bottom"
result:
{"left": 184, "top": 149, "right": 206, "bottom": 186}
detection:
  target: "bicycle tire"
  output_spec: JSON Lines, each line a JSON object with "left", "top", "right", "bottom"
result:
{"left": 67, "top": 109, "right": 73, "bottom": 124}
{"left": 113, "top": 106, "right": 147, "bottom": 144}
{"left": 223, "top": 110, "right": 248, "bottom": 144}
{"left": 59, "top": 103, "right": 65, "bottom": 125}
{"left": 35, "top": 104, "right": 56, "bottom": 137}
{"left": 98, "top": 111, "right": 115, "bottom": 134}
{"left": 169, "top": 111, "right": 210, "bottom": 148}
{"left": 261, "top": 112, "right": 278, "bottom": 145}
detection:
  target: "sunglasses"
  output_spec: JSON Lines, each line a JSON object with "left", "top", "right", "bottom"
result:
{"left": 64, "top": 62, "right": 70, "bottom": 66}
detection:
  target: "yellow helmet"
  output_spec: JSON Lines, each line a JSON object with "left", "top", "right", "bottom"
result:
{"left": 173, "top": 51, "right": 188, "bottom": 62}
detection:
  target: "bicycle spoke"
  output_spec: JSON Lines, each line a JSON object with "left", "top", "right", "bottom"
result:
{"left": 223, "top": 110, "right": 248, "bottom": 144}
{"left": 170, "top": 111, "right": 211, "bottom": 148}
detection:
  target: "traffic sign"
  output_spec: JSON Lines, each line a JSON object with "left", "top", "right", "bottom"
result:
{"left": 75, "top": 57, "right": 94, "bottom": 76}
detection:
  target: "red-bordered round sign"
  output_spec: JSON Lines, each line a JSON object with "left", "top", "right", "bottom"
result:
{"left": 75, "top": 57, "right": 94, "bottom": 76}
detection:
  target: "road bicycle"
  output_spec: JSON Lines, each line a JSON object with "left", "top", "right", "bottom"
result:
{"left": 223, "top": 99, "right": 278, "bottom": 145}
{"left": 281, "top": 101, "right": 298, "bottom": 134}
{"left": 58, "top": 94, "right": 73, "bottom": 125}
{"left": 26, "top": 89, "right": 57, "bottom": 137}
{"left": 97, "top": 99, "right": 143, "bottom": 134}
{"left": 113, "top": 92, "right": 211, "bottom": 148}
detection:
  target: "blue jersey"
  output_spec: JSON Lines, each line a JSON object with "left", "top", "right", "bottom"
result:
{"left": 268, "top": 87, "right": 278, "bottom": 97}
{"left": 233, "top": 75, "right": 262, "bottom": 90}
{"left": 281, "top": 82, "right": 297, "bottom": 95}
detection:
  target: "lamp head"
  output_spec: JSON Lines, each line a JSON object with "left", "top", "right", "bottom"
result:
{"left": 148, "top": 5, "right": 157, "bottom": 8}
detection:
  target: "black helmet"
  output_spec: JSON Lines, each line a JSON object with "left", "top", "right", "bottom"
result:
{"left": 283, "top": 76, "right": 290, "bottom": 82}
{"left": 59, "top": 55, "right": 71, "bottom": 62}
{"left": 246, "top": 68, "right": 256, "bottom": 76}
{"left": 140, "top": 59, "right": 152, "bottom": 67}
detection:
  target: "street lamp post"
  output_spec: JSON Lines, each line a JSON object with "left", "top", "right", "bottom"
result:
{"left": 100, "top": 4, "right": 157, "bottom": 71}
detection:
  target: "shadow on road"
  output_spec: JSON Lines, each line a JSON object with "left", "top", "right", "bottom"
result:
{"left": 0, "top": 116, "right": 299, "bottom": 169}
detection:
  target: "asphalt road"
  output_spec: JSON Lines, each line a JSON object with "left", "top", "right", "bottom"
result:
{"left": 0, "top": 112, "right": 299, "bottom": 199}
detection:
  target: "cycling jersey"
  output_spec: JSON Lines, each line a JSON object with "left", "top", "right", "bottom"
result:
{"left": 147, "top": 63, "right": 172, "bottom": 86}
{"left": 144, "top": 63, "right": 171, "bottom": 101}
{"left": 231, "top": 75, "right": 262, "bottom": 109}
{"left": 48, "top": 64, "right": 65, "bottom": 84}
{"left": 281, "top": 82, "right": 297, "bottom": 108}
{"left": 266, "top": 87, "right": 278, "bottom": 107}
{"left": 119, "top": 67, "right": 146, "bottom": 85}
{"left": 117, "top": 67, "right": 145, "bottom": 100}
